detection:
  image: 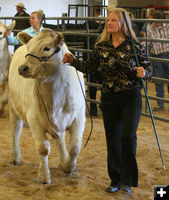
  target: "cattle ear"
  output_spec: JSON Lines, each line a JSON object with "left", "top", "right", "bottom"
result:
{"left": 17, "top": 32, "right": 33, "bottom": 45}
{"left": 56, "top": 32, "right": 64, "bottom": 46}
{"left": 6, "top": 20, "right": 16, "bottom": 32}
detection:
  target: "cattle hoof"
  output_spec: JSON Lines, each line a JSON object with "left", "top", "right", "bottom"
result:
{"left": 60, "top": 165, "right": 75, "bottom": 175}
{"left": 0, "top": 109, "right": 4, "bottom": 115}
{"left": 39, "top": 179, "right": 51, "bottom": 184}
{"left": 23, "top": 122, "right": 29, "bottom": 128}
{"left": 11, "top": 161, "right": 21, "bottom": 166}
{"left": 42, "top": 181, "right": 48, "bottom": 184}
{"left": 38, "top": 175, "right": 51, "bottom": 184}
{"left": 63, "top": 169, "right": 72, "bottom": 175}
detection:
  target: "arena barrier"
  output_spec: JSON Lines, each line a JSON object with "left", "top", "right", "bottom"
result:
{"left": 0, "top": 16, "right": 169, "bottom": 123}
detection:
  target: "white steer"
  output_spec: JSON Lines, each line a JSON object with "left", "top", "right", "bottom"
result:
{"left": 8, "top": 29, "right": 86, "bottom": 184}
{"left": 0, "top": 21, "right": 15, "bottom": 114}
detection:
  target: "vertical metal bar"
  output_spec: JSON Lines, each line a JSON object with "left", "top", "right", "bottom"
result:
{"left": 145, "top": 25, "right": 149, "bottom": 113}
{"left": 122, "top": 11, "right": 166, "bottom": 170}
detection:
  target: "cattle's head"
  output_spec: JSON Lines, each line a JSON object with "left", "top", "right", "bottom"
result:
{"left": 0, "top": 20, "right": 15, "bottom": 39}
{"left": 18, "top": 29, "right": 66, "bottom": 79}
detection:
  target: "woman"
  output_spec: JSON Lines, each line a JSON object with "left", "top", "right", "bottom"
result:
{"left": 62, "top": 7, "right": 152, "bottom": 194}
{"left": 7, "top": 10, "right": 44, "bottom": 46}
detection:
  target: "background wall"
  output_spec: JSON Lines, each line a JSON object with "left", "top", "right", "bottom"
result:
{"left": 163, "top": 0, "right": 169, "bottom": 6}
{"left": 118, "top": 0, "right": 169, "bottom": 7}
{"left": 0, "top": 0, "right": 168, "bottom": 53}
{"left": 0, "top": 0, "right": 83, "bottom": 18}
{"left": 1, "top": 0, "right": 168, "bottom": 19}
{"left": 0, "top": 0, "right": 84, "bottom": 53}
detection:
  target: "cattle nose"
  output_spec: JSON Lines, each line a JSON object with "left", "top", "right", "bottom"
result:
{"left": 19, "top": 66, "right": 29, "bottom": 75}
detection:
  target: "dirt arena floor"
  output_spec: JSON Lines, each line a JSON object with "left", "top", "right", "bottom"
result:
{"left": 0, "top": 82, "right": 169, "bottom": 200}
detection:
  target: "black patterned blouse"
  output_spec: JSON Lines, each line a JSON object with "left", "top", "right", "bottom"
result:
{"left": 72, "top": 37, "right": 152, "bottom": 94}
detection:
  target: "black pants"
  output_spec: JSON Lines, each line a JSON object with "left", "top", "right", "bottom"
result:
{"left": 100, "top": 88, "right": 142, "bottom": 187}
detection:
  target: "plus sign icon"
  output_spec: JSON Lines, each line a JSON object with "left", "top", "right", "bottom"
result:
{"left": 154, "top": 185, "right": 169, "bottom": 199}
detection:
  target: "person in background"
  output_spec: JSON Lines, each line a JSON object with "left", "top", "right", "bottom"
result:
{"left": 129, "top": 12, "right": 141, "bottom": 37}
{"left": 94, "top": 6, "right": 103, "bottom": 23}
{"left": 62, "top": 7, "right": 152, "bottom": 194}
{"left": 147, "top": 11, "right": 169, "bottom": 111}
{"left": 38, "top": 9, "right": 46, "bottom": 23}
{"left": 140, "top": 8, "right": 155, "bottom": 37}
{"left": 95, "top": 6, "right": 102, "bottom": 17}
{"left": 85, "top": 6, "right": 104, "bottom": 117}
{"left": 6, "top": 10, "right": 44, "bottom": 46}
{"left": 14, "top": 3, "right": 30, "bottom": 50}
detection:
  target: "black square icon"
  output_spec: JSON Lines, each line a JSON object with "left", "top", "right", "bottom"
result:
{"left": 154, "top": 185, "right": 169, "bottom": 199}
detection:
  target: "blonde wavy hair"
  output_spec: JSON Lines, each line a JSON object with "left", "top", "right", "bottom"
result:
{"left": 96, "top": 7, "right": 137, "bottom": 45}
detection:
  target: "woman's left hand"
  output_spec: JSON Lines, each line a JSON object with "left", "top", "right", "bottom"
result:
{"left": 4, "top": 31, "right": 10, "bottom": 37}
{"left": 135, "top": 66, "right": 145, "bottom": 78}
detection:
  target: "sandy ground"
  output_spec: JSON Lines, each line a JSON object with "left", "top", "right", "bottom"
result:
{"left": 0, "top": 82, "right": 169, "bottom": 200}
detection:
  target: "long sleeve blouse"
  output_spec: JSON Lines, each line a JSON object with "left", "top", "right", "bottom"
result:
{"left": 72, "top": 37, "right": 152, "bottom": 94}
{"left": 7, "top": 26, "right": 44, "bottom": 46}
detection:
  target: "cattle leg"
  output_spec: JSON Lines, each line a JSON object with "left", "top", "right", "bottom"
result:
{"left": 62, "top": 118, "right": 84, "bottom": 173}
{"left": 0, "top": 83, "right": 8, "bottom": 115}
{"left": 10, "top": 106, "right": 23, "bottom": 165}
{"left": 52, "top": 131, "right": 69, "bottom": 172}
{"left": 27, "top": 117, "right": 51, "bottom": 184}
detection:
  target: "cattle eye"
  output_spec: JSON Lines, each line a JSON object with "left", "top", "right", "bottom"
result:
{"left": 44, "top": 47, "right": 50, "bottom": 51}
{"left": 0, "top": 32, "right": 2, "bottom": 35}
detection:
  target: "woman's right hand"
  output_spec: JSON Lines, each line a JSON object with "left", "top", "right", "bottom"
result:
{"left": 62, "top": 52, "right": 74, "bottom": 64}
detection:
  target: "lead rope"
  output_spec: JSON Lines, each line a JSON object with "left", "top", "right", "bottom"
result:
{"left": 75, "top": 69, "right": 93, "bottom": 148}
{"left": 70, "top": 53, "right": 93, "bottom": 148}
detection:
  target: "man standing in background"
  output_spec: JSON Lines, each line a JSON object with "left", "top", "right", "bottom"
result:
{"left": 14, "top": 3, "right": 30, "bottom": 50}
{"left": 147, "top": 11, "right": 169, "bottom": 111}
{"left": 140, "top": 8, "right": 155, "bottom": 37}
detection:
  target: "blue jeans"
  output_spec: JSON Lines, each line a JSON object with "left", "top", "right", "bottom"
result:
{"left": 152, "top": 53, "right": 169, "bottom": 108}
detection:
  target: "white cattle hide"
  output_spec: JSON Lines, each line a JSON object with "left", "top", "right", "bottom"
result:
{"left": 8, "top": 29, "right": 86, "bottom": 184}
{"left": 0, "top": 21, "right": 15, "bottom": 114}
